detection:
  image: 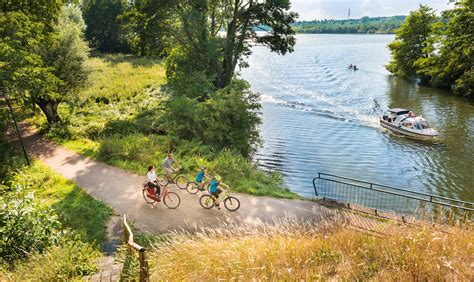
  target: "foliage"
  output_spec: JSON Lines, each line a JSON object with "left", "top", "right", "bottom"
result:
{"left": 167, "top": 0, "right": 298, "bottom": 90}
{"left": 0, "top": 3, "right": 89, "bottom": 125}
{"left": 0, "top": 144, "right": 109, "bottom": 278}
{"left": 145, "top": 221, "right": 474, "bottom": 280}
{"left": 386, "top": 1, "right": 473, "bottom": 98}
{"left": 386, "top": 5, "right": 436, "bottom": 80}
{"left": 119, "top": 0, "right": 174, "bottom": 57}
{"left": 6, "top": 235, "right": 101, "bottom": 280}
{"left": 82, "top": 0, "right": 130, "bottom": 53}
{"left": 25, "top": 54, "right": 297, "bottom": 199}
{"left": 292, "top": 16, "right": 406, "bottom": 34}
{"left": 0, "top": 179, "right": 62, "bottom": 264}
{"left": 16, "top": 162, "right": 113, "bottom": 243}
{"left": 164, "top": 80, "right": 261, "bottom": 156}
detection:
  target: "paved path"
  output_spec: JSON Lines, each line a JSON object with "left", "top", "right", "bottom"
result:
{"left": 12, "top": 127, "right": 339, "bottom": 235}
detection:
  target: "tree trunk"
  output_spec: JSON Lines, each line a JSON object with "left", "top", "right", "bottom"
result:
{"left": 36, "top": 100, "right": 61, "bottom": 125}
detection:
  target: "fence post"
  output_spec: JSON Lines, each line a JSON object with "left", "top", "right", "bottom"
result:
{"left": 139, "top": 249, "right": 149, "bottom": 282}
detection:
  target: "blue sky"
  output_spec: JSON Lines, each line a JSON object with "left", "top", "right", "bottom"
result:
{"left": 291, "top": 0, "right": 453, "bottom": 20}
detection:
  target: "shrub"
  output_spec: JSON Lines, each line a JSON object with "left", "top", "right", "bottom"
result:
{"left": 164, "top": 79, "right": 262, "bottom": 157}
{"left": 0, "top": 179, "right": 62, "bottom": 264}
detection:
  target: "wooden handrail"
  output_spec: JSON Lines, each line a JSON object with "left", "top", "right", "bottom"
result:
{"left": 123, "top": 215, "right": 149, "bottom": 281}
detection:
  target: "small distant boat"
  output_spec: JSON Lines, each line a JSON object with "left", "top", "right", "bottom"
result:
{"left": 347, "top": 65, "right": 359, "bottom": 71}
{"left": 380, "top": 108, "right": 438, "bottom": 139}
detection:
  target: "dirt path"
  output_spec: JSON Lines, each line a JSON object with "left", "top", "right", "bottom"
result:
{"left": 12, "top": 127, "right": 340, "bottom": 235}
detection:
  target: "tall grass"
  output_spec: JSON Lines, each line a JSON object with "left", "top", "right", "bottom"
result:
{"left": 62, "top": 134, "right": 298, "bottom": 199}
{"left": 26, "top": 53, "right": 299, "bottom": 199}
{"left": 145, "top": 220, "right": 474, "bottom": 280}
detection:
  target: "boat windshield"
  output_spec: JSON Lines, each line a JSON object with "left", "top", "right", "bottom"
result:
{"left": 413, "top": 121, "right": 430, "bottom": 130}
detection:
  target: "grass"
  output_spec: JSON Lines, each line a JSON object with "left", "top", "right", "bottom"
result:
{"left": 15, "top": 161, "right": 113, "bottom": 243}
{"left": 27, "top": 52, "right": 299, "bottom": 200}
{"left": 143, "top": 220, "right": 474, "bottom": 280}
{"left": 0, "top": 141, "right": 112, "bottom": 279}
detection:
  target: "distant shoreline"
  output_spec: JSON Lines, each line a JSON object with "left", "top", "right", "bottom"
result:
{"left": 293, "top": 32, "right": 395, "bottom": 35}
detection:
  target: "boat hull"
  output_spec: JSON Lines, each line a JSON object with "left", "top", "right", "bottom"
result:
{"left": 380, "top": 119, "right": 438, "bottom": 139}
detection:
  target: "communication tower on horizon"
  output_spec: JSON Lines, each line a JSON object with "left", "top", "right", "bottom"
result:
{"left": 348, "top": 8, "right": 351, "bottom": 19}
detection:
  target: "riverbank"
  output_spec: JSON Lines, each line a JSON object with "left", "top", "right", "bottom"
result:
{"left": 25, "top": 53, "right": 298, "bottom": 200}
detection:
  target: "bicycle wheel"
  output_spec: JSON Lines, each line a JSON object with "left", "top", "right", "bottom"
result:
{"left": 175, "top": 175, "right": 189, "bottom": 189}
{"left": 163, "top": 192, "right": 181, "bottom": 209}
{"left": 156, "top": 173, "right": 168, "bottom": 186}
{"left": 142, "top": 189, "right": 156, "bottom": 204}
{"left": 199, "top": 195, "right": 215, "bottom": 209}
{"left": 186, "top": 182, "right": 200, "bottom": 194}
{"left": 224, "top": 196, "right": 240, "bottom": 212}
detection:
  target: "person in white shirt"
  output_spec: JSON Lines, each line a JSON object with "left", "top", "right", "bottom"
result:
{"left": 146, "top": 165, "right": 160, "bottom": 197}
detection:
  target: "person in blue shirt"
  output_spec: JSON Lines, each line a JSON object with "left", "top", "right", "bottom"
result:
{"left": 209, "top": 176, "right": 228, "bottom": 209}
{"left": 195, "top": 166, "right": 210, "bottom": 189}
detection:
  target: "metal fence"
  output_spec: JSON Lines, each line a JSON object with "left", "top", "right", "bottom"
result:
{"left": 313, "top": 172, "right": 474, "bottom": 223}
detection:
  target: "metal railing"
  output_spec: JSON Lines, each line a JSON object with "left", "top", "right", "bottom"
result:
{"left": 313, "top": 172, "right": 473, "bottom": 222}
{"left": 123, "top": 215, "right": 149, "bottom": 281}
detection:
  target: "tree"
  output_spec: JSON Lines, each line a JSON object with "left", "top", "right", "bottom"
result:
{"left": 418, "top": 0, "right": 473, "bottom": 97}
{"left": 386, "top": 5, "right": 436, "bottom": 81}
{"left": 82, "top": 0, "right": 130, "bottom": 53}
{"left": 0, "top": 4, "right": 89, "bottom": 125}
{"left": 168, "top": 0, "right": 298, "bottom": 90}
{"left": 119, "top": 0, "right": 174, "bottom": 57}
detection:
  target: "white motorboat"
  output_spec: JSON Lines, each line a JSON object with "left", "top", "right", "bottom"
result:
{"left": 380, "top": 108, "right": 439, "bottom": 139}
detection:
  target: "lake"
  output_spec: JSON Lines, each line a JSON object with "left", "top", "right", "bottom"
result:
{"left": 241, "top": 34, "right": 474, "bottom": 202}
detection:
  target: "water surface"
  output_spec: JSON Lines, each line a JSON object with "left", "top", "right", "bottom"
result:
{"left": 241, "top": 34, "right": 474, "bottom": 202}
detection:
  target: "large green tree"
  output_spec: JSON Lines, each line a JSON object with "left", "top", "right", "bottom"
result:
{"left": 0, "top": 4, "right": 89, "bottom": 124}
{"left": 418, "top": 0, "right": 473, "bottom": 97}
{"left": 168, "top": 0, "right": 298, "bottom": 92}
{"left": 386, "top": 5, "right": 436, "bottom": 81}
{"left": 82, "top": 0, "right": 130, "bottom": 53}
{"left": 119, "top": 0, "right": 174, "bottom": 57}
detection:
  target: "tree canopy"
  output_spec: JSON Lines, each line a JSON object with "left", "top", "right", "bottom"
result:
{"left": 386, "top": 1, "right": 473, "bottom": 98}
{"left": 1, "top": 3, "right": 89, "bottom": 124}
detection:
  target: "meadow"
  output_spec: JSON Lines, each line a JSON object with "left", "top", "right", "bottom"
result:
{"left": 28, "top": 53, "right": 298, "bottom": 199}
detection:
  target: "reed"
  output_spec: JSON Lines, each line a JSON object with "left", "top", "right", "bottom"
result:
{"left": 145, "top": 219, "right": 474, "bottom": 280}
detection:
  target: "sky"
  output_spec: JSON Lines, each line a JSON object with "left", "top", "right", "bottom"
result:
{"left": 291, "top": 0, "right": 453, "bottom": 21}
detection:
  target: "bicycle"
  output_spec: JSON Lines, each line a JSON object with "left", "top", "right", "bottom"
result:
{"left": 142, "top": 183, "right": 181, "bottom": 209}
{"left": 156, "top": 167, "right": 189, "bottom": 189}
{"left": 199, "top": 191, "right": 240, "bottom": 212}
{"left": 186, "top": 180, "right": 209, "bottom": 194}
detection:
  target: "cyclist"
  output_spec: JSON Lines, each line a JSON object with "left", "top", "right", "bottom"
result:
{"left": 195, "top": 166, "right": 211, "bottom": 189}
{"left": 146, "top": 165, "right": 161, "bottom": 202}
{"left": 209, "top": 176, "right": 228, "bottom": 209}
{"left": 162, "top": 153, "right": 179, "bottom": 182}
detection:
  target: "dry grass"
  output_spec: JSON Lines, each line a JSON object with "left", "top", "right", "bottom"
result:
{"left": 146, "top": 220, "right": 474, "bottom": 280}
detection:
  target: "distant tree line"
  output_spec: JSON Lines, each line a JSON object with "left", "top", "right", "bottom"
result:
{"left": 292, "top": 16, "right": 406, "bottom": 34}
{"left": 387, "top": 1, "right": 473, "bottom": 98}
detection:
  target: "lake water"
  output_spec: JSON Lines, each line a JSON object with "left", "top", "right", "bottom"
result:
{"left": 241, "top": 34, "right": 474, "bottom": 202}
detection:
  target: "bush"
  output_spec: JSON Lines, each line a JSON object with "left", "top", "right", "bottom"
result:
{"left": 164, "top": 79, "right": 261, "bottom": 157}
{"left": 0, "top": 179, "right": 62, "bottom": 264}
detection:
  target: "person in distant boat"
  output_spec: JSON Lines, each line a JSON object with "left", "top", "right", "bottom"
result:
{"left": 408, "top": 111, "right": 415, "bottom": 117}
{"left": 353, "top": 65, "right": 358, "bottom": 70}
{"left": 349, "top": 63, "right": 353, "bottom": 69}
